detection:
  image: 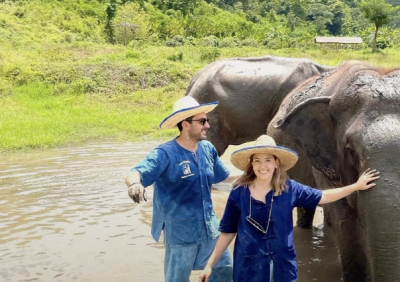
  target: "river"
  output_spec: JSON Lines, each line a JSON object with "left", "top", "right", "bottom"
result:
{"left": 0, "top": 140, "right": 342, "bottom": 281}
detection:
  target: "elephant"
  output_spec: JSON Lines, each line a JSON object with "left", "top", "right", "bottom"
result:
{"left": 267, "top": 60, "right": 400, "bottom": 282}
{"left": 185, "top": 55, "right": 336, "bottom": 228}
{"left": 186, "top": 55, "right": 336, "bottom": 156}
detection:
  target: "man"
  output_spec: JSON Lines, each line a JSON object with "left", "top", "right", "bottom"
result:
{"left": 125, "top": 96, "right": 237, "bottom": 282}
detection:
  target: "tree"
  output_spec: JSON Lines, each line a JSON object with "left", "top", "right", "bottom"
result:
{"left": 358, "top": 0, "right": 399, "bottom": 51}
{"left": 157, "top": 0, "right": 202, "bottom": 15}
{"left": 326, "top": 0, "right": 347, "bottom": 35}
{"left": 307, "top": 3, "right": 334, "bottom": 34}
{"left": 105, "top": 0, "right": 121, "bottom": 43}
{"left": 289, "top": 0, "right": 310, "bottom": 20}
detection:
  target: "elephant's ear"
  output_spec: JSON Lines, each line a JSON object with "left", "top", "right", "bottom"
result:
{"left": 274, "top": 97, "right": 340, "bottom": 183}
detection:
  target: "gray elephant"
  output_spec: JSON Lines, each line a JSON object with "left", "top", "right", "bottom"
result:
{"left": 185, "top": 55, "right": 336, "bottom": 155}
{"left": 186, "top": 55, "right": 336, "bottom": 228}
{"left": 268, "top": 60, "right": 400, "bottom": 282}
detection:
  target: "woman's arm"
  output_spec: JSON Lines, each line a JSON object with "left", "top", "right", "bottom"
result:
{"left": 319, "top": 168, "right": 380, "bottom": 205}
{"left": 199, "top": 232, "right": 236, "bottom": 282}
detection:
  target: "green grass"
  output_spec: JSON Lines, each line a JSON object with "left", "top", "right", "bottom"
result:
{"left": 2, "top": 0, "right": 400, "bottom": 152}
{"left": 1, "top": 45, "right": 400, "bottom": 152}
{"left": 0, "top": 82, "right": 180, "bottom": 152}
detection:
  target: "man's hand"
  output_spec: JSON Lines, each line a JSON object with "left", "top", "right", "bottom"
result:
{"left": 128, "top": 183, "right": 147, "bottom": 203}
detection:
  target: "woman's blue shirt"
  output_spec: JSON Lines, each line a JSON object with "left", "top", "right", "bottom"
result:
{"left": 219, "top": 180, "right": 322, "bottom": 282}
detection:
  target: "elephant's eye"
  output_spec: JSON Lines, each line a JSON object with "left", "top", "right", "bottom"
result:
{"left": 345, "top": 146, "right": 358, "bottom": 162}
{"left": 346, "top": 147, "right": 356, "bottom": 157}
{"left": 343, "top": 145, "right": 360, "bottom": 185}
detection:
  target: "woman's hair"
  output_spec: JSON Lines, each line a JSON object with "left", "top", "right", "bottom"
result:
{"left": 232, "top": 154, "right": 289, "bottom": 196}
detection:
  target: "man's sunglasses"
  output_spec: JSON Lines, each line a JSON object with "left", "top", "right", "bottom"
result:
{"left": 185, "top": 118, "right": 210, "bottom": 126}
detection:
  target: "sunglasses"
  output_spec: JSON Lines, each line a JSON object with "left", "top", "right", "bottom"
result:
{"left": 246, "top": 192, "right": 274, "bottom": 234}
{"left": 185, "top": 118, "right": 210, "bottom": 126}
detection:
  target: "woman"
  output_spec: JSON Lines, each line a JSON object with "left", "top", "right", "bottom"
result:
{"left": 199, "top": 135, "right": 380, "bottom": 282}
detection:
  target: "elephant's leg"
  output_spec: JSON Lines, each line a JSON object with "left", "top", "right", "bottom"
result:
{"left": 208, "top": 128, "right": 229, "bottom": 156}
{"left": 207, "top": 113, "right": 231, "bottom": 156}
{"left": 324, "top": 203, "right": 369, "bottom": 282}
{"left": 296, "top": 207, "right": 316, "bottom": 229}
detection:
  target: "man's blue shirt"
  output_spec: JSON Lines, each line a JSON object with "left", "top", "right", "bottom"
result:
{"left": 132, "top": 139, "right": 230, "bottom": 246}
{"left": 219, "top": 180, "right": 322, "bottom": 282}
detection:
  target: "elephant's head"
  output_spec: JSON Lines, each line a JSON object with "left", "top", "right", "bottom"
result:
{"left": 275, "top": 62, "right": 400, "bottom": 281}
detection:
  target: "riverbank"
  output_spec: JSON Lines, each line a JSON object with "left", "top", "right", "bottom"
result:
{"left": 1, "top": 45, "right": 400, "bottom": 152}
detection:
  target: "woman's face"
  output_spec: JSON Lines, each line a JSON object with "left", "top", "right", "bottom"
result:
{"left": 251, "top": 153, "right": 279, "bottom": 181}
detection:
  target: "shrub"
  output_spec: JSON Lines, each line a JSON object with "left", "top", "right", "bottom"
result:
{"left": 165, "top": 35, "right": 185, "bottom": 47}
{"left": 240, "top": 38, "right": 258, "bottom": 47}
{"left": 200, "top": 47, "right": 221, "bottom": 62}
{"left": 219, "top": 37, "right": 239, "bottom": 48}
{"left": 186, "top": 36, "right": 196, "bottom": 45}
{"left": 0, "top": 79, "right": 13, "bottom": 97}
{"left": 113, "top": 2, "right": 151, "bottom": 45}
{"left": 125, "top": 50, "right": 141, "bottom": 59}
{"left": 167, "top": 51, "right": 183, "bottom": 61}
{"left": 197, "top": 36, "right": 219, "bottom": 47}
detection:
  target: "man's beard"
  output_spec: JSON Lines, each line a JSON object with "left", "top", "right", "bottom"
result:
{"left": 189, "top": 130, "right": 207, "bottom": 142}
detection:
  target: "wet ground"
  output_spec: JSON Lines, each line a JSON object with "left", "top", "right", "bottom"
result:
{"left": 0, "top": 140, "right": 342, "bottom": 281}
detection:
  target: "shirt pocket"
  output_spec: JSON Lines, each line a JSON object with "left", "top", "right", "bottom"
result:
{"left": 166, "top": 217, "right": 199, "bottom": 245}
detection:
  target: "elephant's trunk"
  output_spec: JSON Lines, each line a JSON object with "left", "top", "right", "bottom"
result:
{"left": 358, "top": 168, "right": 400, "bottom": 281}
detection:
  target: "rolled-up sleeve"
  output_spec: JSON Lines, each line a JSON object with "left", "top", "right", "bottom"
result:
{"left": 219, "top": 190, "right": 241, "bottom": 233}
{"left": 132, "top": 148, "right": 169, "bottom": 187}
{"left": 211, "top": 146, "right": 230, "bottom": 184}
{"left": 291, "top": 180, "right": 322, "bottom": 209}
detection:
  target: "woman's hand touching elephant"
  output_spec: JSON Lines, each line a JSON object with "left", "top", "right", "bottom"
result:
{"left": 319, "top": 168, "right": 380, "bottom": 205}
{"left": 355, "top": 168, "right": 380, "bottom": 190}
{"left": 128, "top": 183, "right": 147, "bottom": 203}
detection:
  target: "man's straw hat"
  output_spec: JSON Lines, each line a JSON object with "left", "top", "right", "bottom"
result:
{"left": 159, "top": 96, "right": 218, "bottom": 129}
{"left": 231, "top": 135, "right": 299, "bottom": 171}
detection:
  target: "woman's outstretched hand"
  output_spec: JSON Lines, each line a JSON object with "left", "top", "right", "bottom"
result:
{"left": 356, "top": 168, "right": 380, "bottom": 190}
{"left": 199, "top": 265, "right": 212, "bottom": 282}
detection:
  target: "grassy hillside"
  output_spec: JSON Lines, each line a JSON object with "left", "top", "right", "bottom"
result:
{"left": 1, "top": 0, "right": 400, "bottom": 152}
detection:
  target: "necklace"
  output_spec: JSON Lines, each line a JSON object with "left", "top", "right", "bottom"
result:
{"left": 246, "top": 189, "right": 274, "bottom": 234}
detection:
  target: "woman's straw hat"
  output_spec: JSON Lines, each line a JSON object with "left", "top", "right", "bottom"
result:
{"left": 159, "top": 96, "right": 218, "bottom": 129}
{"left": 231, "top": 135, "right": 299, "bottom": 171}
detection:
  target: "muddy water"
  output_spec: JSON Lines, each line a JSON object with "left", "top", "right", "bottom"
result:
{"left": 0, "top": 141, "right": 342, "bottom": 282}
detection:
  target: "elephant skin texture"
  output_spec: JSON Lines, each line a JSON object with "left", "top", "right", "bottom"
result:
{"left": 185, "top": 55, "right": 336, "bottom": 155}
{"left": 186, "top": 55, "right": 336, "bottom": 229}
{"left": 268, "top": 60, "right": 400, "bottom": 282}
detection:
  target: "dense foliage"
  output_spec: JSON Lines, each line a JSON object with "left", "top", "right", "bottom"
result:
{"left": 0, "top": 0, "right": 399, "bottom": 151}
{"left": 1, "top": 0, "right": 399, "bottom": 49}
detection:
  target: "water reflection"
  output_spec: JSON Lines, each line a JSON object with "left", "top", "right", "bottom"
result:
{"left": 0, "top": 140, "right": 342, "bottom": 281}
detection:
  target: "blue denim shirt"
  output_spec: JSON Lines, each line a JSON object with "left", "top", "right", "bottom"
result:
{"left": 219, "top": 180, "right": 322, "bottom": 282}
{"left": 132, "top": 139, "right": 230, "bottom": 246}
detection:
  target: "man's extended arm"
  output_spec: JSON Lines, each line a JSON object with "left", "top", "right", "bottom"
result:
{"left": 223, "top": 172, "right": 241, "bottom": 183}
{"left": 125, "top": 171, "right": 146, "bottom": 203}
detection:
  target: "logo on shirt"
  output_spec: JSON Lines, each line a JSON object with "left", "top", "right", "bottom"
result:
{"left": 179, "top": 160, "right": 194, "bottom": 178}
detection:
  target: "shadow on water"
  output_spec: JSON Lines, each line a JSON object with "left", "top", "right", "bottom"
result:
{"left": 0, "top": 140, "right": 342, "bottom": 281}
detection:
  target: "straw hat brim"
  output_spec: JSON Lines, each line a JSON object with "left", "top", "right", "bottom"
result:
{"left": 231, "top": 145, "right": 299, "bottom": 171}
{"left": 159, "top": 101, "right": 218, "bottom": 129}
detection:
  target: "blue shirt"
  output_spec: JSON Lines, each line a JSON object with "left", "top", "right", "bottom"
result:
{"left": 132, "top": 139, "right": 230, "bottom": 246}
{"left": 219, "top": 180, "right": 322, "bottom": 282}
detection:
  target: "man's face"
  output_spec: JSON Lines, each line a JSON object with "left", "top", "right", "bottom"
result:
{"left": 187, "top": 112, "right": 210, "bottom": 141}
